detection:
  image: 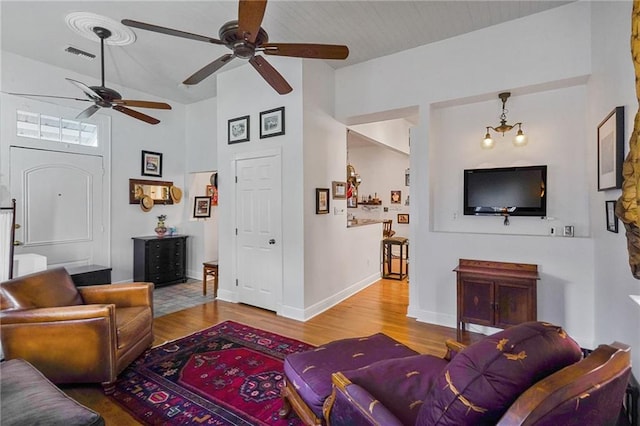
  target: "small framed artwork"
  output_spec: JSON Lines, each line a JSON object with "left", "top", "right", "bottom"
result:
{"left": 606, "top": 200, "right": 618, "bottom": 233}
{"left": 316, "top": 188, "right": 330, "bottom": 214}
{"left": 260, "top": 107, "right": 285, "bottom": 138}
{"left": 141, "top": 150, "right": 162, "bottom": 177}
{"left": 347, "top": 196, "right": 358, "bottom": 208}
{"left": 597, "top": 106, "right": 624, "bottom": 191}
{"left": 391, "top": 190, "right": 402, "bottom": 204}
{"left": 332, "top": 181, "right": 347, "bottom": 199}
{"left": 228, "top": 115, "right": 250, "bottom": 144}
{"left": 193, "top": 196, "right": 211, "bottom": 218}
{"left": 398, "top": 213, "right": 409, "bottom": 224}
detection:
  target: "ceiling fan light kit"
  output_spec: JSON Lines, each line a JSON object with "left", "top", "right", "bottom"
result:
{"left": 121, "top": 0, "right": 349, "bottom": 95}
{"left": 8, "top": 17, "right": 171, "bottom": 125}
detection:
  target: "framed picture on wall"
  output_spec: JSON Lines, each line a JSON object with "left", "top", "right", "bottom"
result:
{"left": 597, "top": 106, "right": 624, "bottom": 191}
{"left": 260, "top": 107, "right": 285, "bottom": 138}
{"left": 332, "top": 181, "right": 347, "bottom": 199}
{"left": 398, "top": 213, "right": 409, "bottom": 224}
{"left": 228, "top": 115, "right": 250, "bottom": 144}
{"left": 316, "top": 188, "right": 330, "bottom": 214}
{"left": 606, "top": 200, "right": 618, "bottom": 233}
{"left": 141, "top": 150, "right": 162, "bottom": 177}
{"left": 193, "top": 196, "right": 211, "bottom": 218}
{"left": 391, "top": 190, "right": 402, "bottom": 204}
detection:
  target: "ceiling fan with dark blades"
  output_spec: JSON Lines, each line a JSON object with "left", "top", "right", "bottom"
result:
{"left": 122, "top": 0, "right": 349, "bottom": 95}
{"left": 8, "top": 26, "right": 171, "bottom": 125}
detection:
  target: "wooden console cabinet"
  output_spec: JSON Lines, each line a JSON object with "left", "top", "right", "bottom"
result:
{"left": 133, "top": 235, "right": 188, "bottom": 287}
{"left": 454, "top": 259, "right": 539, "bottom": 339}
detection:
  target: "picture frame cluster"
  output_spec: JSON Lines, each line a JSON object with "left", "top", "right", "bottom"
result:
{"left": 228, "top": 107, "right": 285, "bottom": 144}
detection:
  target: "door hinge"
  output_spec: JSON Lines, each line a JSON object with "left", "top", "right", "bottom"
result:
{"left": 235, "top": 176, "right": 238, "bottom": 183}
{"left": 235, "top": 278, "right": 238, "bottom": 287}
{"left": 235, "top": 228, "right": 238, "bottom": 235}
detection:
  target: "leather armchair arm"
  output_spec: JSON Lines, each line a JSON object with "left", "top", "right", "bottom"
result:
{"left": 0, "top": 304, "right": 114, "bottom": 324}
{"left": 1, "top": 305, "right": 118, "bottom": 384}
{"left": 79, "top": 282, "right": 153, "bottom": 308}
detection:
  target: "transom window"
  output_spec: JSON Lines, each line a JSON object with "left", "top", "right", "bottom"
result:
{"left": 16, "top": 110, "right": 98, "bottom": 147}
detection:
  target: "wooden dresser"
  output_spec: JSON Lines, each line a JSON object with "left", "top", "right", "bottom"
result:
{"left": 454, "top": 259, "right": 539, "bottom": 339}
{"left": 132, "top": 235, "right": 188, "bottom": 287}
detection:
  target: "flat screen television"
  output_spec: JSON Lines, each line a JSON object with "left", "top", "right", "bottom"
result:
{"left": 463, "top": 165, "right": 547, "bottom": 217}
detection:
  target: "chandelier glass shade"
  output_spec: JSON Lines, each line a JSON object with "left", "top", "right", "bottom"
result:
{"left": 482, "top": 92, "right": 527, "bottom": 149}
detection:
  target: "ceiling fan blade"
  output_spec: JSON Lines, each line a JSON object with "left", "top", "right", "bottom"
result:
{"left": 5, "top": 92, "right": 92, "bottom": 102}
{"left": 238, "top": 0, "right": 267, "bottom": 44}
{"left": 76, "top": 104, "right": 101, "bottom": 120}
{"left": 113, "top": 105, "right": 160, "bottom": 125}
{"left": 262, "top": 43, "right": 349, "bottom": 60}
{"left": 66, "top": 78, "right": 102, "bottom": 101}
{"left": 113, "top": 99, "right": 172, "bottom": 110}
{"left": 249, "top": 55, "right": 292, "bottom": 95}
{"left": 183, "top": 53, "right": 234, "bottom": 85}
{"left": 121, "top": 19, "right": 224, "bottom": 45}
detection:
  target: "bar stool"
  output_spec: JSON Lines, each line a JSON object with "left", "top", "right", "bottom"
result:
{"left": 381, "top": 237, "right": 408, "bottom": 280}
{"left": 202, "top": 261, "right": 218, "bottom": 297}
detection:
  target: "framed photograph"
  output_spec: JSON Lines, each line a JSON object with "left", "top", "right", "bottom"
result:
{"left": 141, "top": 150, "right": 162, "bottom": 177}
{"left": 260, "top": 107, "right": 285, "bottom": 138}
{"left": 398, "top": 213, "right": 409, "bottom": 224}
{"left": 391, "top": 190, "right": 402, "bottom": 204}
{"left": 606, "top": 200, "right": 618, "bottom": 233}
{"left": 193, "top": 196, "right": 211, "bottom": 218}
{"left": 316, "top": 188, "right": 330, "bottom": 214}
{"left": 332, "top": 181, "right": 347, "bottom": 199}
{"left": 597, "top": 106, "right": 624, "bottom": 191}
{"left": 228, "top": 115, "right": 250, "bottom": 144}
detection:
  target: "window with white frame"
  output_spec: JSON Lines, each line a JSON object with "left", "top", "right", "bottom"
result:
{"left": 16, "top": 110, "right": 98, "bottom": 147}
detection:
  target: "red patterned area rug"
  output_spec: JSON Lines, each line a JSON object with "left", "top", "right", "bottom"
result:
{"left": 110, "top": 320, "right": 314, "bottom": 425}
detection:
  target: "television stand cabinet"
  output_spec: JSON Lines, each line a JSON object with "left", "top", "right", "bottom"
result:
{"left": 454, "top": 259, "right": 539, "bottom": 340}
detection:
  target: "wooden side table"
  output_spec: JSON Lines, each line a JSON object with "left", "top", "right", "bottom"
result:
{"left": 203, "top": 261, "right": 218, "bottom": 297}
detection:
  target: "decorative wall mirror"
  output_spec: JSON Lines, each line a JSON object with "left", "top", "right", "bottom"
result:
{"left": 129, "top": 178, "right": 174, "bottom": 205}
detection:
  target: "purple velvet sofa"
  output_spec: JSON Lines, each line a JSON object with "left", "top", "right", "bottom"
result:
{"left": 280, "top": 322, "right": 631, "bottom": 426}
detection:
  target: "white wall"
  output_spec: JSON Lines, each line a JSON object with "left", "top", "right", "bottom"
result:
{"left": 589, "top": 1, "right": 640, "bottom": 371}
{"left": 0, "top": 52, "right": 187, "bottom": 283}
{"left": 215, "top": 56, "right": 306, "bottom": 314}
{"left": 336, "top": 1, "right": 599, "bottom": 347}
{"left": 185, "top": 97, "right": 218, "bottom": 278}
{"left": 302, "top": 60, "right": 381, "bottom": 317}
{"left": 350, "top": 118, "right": 412, "bottom": 155}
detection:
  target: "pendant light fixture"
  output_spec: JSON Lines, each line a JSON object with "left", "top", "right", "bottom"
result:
{"left": 482, "top": 92, "right": 528, "bottom": 149}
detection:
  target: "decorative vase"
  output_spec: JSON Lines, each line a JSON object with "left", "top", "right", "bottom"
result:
{"left": 155, "top": 215, "right": 167, "bottom": 237}
{"left": 155, "top": 225, "right": 167, "bottom": 237}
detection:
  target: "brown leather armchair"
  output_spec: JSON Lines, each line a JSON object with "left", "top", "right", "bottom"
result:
{"left": 0, "top": 267, "right": 153, "bottom": 393}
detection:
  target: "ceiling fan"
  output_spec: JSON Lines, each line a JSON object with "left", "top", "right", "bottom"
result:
{"left": 122, "top": 0, "right": 349, "bottom": 95}
{"left": 9, "top": 26, "right": 171, "bottom": 125}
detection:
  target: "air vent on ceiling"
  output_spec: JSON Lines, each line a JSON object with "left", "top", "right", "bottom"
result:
{"left": 65, "top": 45, "right": 95, "bottom": 60}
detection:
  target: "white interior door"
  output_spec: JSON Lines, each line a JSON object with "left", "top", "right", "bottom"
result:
{"left": 10, "top": 147, "right": 106, "bottom": 268}
{"left": 235, "top": 152, "right": 282, "bottom": 311}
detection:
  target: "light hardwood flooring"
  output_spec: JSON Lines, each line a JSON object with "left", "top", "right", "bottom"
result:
{"left": 63, "top": 277, "right": 482, "bottom": 425}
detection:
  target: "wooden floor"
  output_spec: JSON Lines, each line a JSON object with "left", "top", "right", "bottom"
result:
{"left": 63, "top": 277, "right": 482, "bottom": 425}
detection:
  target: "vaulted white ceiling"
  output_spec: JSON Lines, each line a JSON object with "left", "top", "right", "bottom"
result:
{"left": 1, "top": 1, "right": 572, "bottom": 104}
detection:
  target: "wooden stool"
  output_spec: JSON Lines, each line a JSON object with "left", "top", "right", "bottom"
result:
{"left": 202, "top": 261, "right": 218, "bottom": 297}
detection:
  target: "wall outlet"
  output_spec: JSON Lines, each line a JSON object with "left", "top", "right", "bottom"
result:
{"left": 334, "top": 207, "right": 345, "bottom": 215}
{"left": 550, "top": 226, "right": 556, "bottom": 236}
{"left": 563, "top": 225, "right": 574, "bottom": 237}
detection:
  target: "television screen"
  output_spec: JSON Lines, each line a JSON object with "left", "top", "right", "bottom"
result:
{"left": 463, "top": 165, "right": 547, "bottom": 216}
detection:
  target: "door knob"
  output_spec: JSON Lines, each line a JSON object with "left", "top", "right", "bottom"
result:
{"left": 13, "top": 240, "right": 23, "bottom": 246}
{"left": 268, "top": 239, "right": 276, "bottom": 245}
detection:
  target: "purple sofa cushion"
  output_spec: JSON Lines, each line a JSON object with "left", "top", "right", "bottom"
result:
{"left": 417, "top": 322, "right": 583, "bottom": 426}
{"left": 342, "top": 354, "right": 448, "bottom": 426}
{"left": 284, "top": 333, "right": 419, "bottom": 418}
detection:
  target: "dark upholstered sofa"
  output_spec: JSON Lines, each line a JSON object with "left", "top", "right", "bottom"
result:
{"left": 281, "top": 321, "right": 631, "bottom": 425}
